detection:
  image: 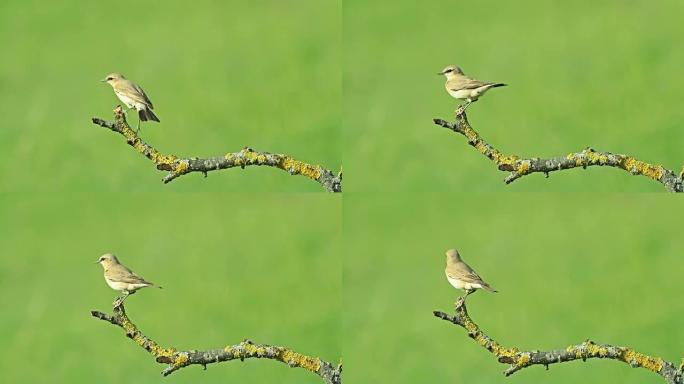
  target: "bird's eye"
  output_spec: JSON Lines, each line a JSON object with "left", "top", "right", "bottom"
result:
{"left": 107, "top": 77, "right": 112, "bottom": 81}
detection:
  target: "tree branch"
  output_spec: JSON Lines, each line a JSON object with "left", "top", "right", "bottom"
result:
{"left": 433, "top": 112, "right": 683, "bottom": 192}
{"left": 91, "top": 302, "right": 341, "bottom": 383}
{"left": 92, "top": 106, "right": 342, "bottom": 192}
{"left": 433, "top": 298, "right": 683, "bottom": 383}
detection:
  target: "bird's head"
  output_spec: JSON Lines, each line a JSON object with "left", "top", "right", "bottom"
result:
{"left": 95, "top": 253, "right": 119, "bottom": 267}
{"left": 101, "top": 73, "right": 126, "bottom": 85}
{"left": 445, "top": 248, "right": 462, "bottom": 263}
{"left": 438, "top": 65, "right": 464, "bottom": 79}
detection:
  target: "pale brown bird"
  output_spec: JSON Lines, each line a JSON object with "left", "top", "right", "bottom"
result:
{"left": 438, "top": 65, "right": 506, "bottom": 112}
{"left": 444, "top": 249, "right": 497, "bottom": 298}
{"left": 95, "top": 253, "right": 162, "bottom": 305}
{"left": 101, "top": 73, "right": 159, "bottom": 132}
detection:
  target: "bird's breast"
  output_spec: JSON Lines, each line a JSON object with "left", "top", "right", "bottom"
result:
{"left": 445, "top": 272, "right": 465, "bottom": 289}
{"left": 446, "top": 87, "right": 473, "bottom": 100}
{"left": 114, "top": 91, "right": 144, "bottom": 110}
{"left": 104, "top": 277, "right": 128, "bottom": 291}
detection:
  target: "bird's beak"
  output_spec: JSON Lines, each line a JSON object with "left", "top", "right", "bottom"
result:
{"left": 100, "top": 78, "right": 107, "bottom": 82}
{"left": 94, "top": 260, "right": 100, "bottom": 264}
{"left": 437, "top": 71, "right": 445, "bottom": 75}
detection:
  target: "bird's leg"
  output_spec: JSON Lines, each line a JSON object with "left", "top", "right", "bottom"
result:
{"left": 113, "top": 293, "right": 124, "bottom": 307}
{"left": 120, "top": 291, "right": 131, "bottom": 303}
{"left": 455, "top": 103, "right": 466, "bottom": 116}
{"left": 455, "top": 99, "right": 473, "bottom": 116}
{"left": 455, "top": 289, "right": 476, "bottom": 309}
{"left": 113, "top": 291, "right": 131, "bottom": 307}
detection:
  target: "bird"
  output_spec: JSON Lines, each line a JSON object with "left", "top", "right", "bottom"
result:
{"left": 438, "top": 65, "right": 506, "bottom": 113}
{"left": 95, "top": 253, "right": 162, "bottom": 306}
{"left": 101, "top": 73, "right": 160, "bottom": 132}
{"left": 444, "top": 249, "right": 497, "bottom": 303}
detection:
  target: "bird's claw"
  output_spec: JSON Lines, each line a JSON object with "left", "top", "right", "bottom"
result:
{"left": 455, "top": 103, "right": 469, "bottom": 116}
{"left": 454, "top": 289, "right": 475, "bottom": 309}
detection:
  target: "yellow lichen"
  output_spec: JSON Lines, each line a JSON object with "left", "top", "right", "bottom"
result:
{"left": 516, "top": 353, "right": 531, "bottom": 367}
{"left": 223, "top": 151, "right": 322, "bottom": 181}
{"left": 174, "top": 353, "right": 189, "bottom": 367}
{"left": 516, "top": 160, "right": 531, "bottom": 175}
{"left": 462, "top": 318, "right": 517, "bottom": 359}
{"left": 566, "top": 153, "right": 584, "bottom": 167}
{"left": 149, "top": 151, "right": 177, "bottom": 166}
{"left": 280, "top": 349, "right": 321, "bottom": 372}
{"left": 584, "top": 151, "right": 609, "bottom": 165}
{"left": 241, "top": 342, "right": 267, "bottom": 357}
{"left": 463, "top": 127, "right": 480, "bottom": 144}
{"left": 584, "top": 342, "right": 609, "bottom": 357}
{"left": 224, "top": 342, "right": 321, "bottom": 373}
{"left": 118, "top": 315, "right": 176, "bottom": 358}
{"left": 280, "top": 157, "right": 322, "bottom": 180}
{"left": 492, "top": 344, "right": 518, "bottom": 359}
{"left": 622, "top": 349, "right": 663, "bottom": 372}
{"left": 492, "top": 153, "right": 519, "bottom": 167}
{"left": 622, "top": 157, "right": 664, "bottom": 181}
{"left": 173, "top": 160, "right": 189, "bottom": 175}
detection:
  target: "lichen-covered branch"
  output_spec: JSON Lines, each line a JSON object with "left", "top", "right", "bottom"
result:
{"left": 433, "top": 299, "right": 683, "bottom": 383}
{"left": 433, "top": 112, "right": 683, "bottom": 192}
{"left": 92, "top": 106, "right": 342, "bottom": 192}
{"left": 91, "top": 302, "right": 341, "bottom": 383}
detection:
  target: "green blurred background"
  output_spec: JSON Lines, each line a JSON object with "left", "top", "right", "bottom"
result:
{"left": 0, "top": 193, "right": 341, "bottom": 383}
{"left": 0, "top": 0, "right": 340, "bottom": 192}
{"left": 344, "top": 0, "right": 684, "bottom": 192}
{"left": 344, "top": 193, "right": 684, "bottom": 383}
{"left": 3, "top": 0, "right": 683, "bottom": 383}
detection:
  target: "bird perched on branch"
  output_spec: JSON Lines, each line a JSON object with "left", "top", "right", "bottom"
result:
{"left": 101, "top": 73, "right": 160, "bottom": 132}
{"left": 96, "top": 253, "right": 162, "bottom": 306}
{"left": 444, "top": 249, "right": 497, "bottom": 304}
{"left": 438, "top": 65, "right": 506, "bottom": 114}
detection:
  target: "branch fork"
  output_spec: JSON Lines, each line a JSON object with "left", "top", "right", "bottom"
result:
{"left": 434, "top": 297, "right": 683, "bottom": 383}
{"left": 92, "top": 106, "right": 342, "bottom": 192}
{"left": 91, "top": 301, "right": 341, "bottom": 383}
{"left": 433, "top": 110, "right": 683, "bottom": 192}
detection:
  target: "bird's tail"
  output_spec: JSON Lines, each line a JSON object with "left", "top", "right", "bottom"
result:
{"left": 490, "top": 83, "right": 507, "bottom": 88}
{"left": 482, "top": 283, "right": 498, "bottom": 293}
{"left": 139, "top": 108, "right": 160, "bottom": 122}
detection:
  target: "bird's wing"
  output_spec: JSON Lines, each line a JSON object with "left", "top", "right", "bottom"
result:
{"left": 446, "top": 262, "right": 486, "bottom": 284}
{"left": 108, "top": 265, "right": 153, "bottom": 285}
{"left": 132, "top": 83, "right": 154, "bottom": 109}
{"left": 449, "top": 77, "right": 496, "bottom": 91}
{"left": 116, "top": 80, "right": 154, "bottom": 109}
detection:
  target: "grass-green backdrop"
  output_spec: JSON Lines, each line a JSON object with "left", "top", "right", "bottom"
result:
{"left": 344, "top": 0, "right": 684, "bottom": 192}
{"left": 344, "top": 193, "right": 684, "bottom": 383}
{"left": 0, "top": 193, "right": 341, "bottom": 383}
{"left": 0, "top": 0, "right": 341, "bottom": 192}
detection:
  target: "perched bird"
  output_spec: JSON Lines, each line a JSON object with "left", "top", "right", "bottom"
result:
{"left": 438, "top": 65, "right": 506, "bottom": 113}
{"left": 101, "top": 73, "right": 160, "bottom": 132}
{"left": 95, "top": 253, "right": 162, "bottom": 305}
{"left": 444, "top": 249, "right": 497, "bottom": 299}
